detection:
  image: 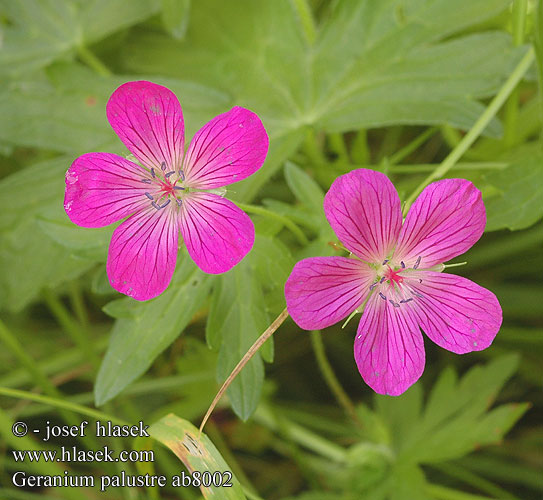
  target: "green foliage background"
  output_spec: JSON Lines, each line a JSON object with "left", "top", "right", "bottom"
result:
{"left": 0, "top": 1, "right": 541, "bottom": 499}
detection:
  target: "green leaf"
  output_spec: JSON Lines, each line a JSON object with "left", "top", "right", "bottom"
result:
{"left": 149, "top": 413, "right": 247, "bottom": 499}
{"left": 206, "top": 254, "right": 272, "bottom": 420}
{"left": 284, "top": 161, "right": 324, "bottom": 212}
{"left": 37, "top": 206, "right": 111, "bottom": 261}
{"left": 0, "top": 62, "right": 231, "bottom": 154}
{"left": 0, "top": 156, "right": 97, "bottom": 311}
{"left": 122, "top": 0, "right": 522, "bottom": 199}
{"left": 161, "top": 0, "right": 191, "bottom": 40}
{"left": 376, "top": 355, "right": 529, "bottom": 464}
{"left": 0, "top": 0, "right": 160, "bottom": 77}
{"left": 248, "top": 234, "right": 295, "bottom": 317}
{"left": 484, "top": 151, "right": 543, "bottom": 231}
{"left": 94, "top": 257, "right": 211, "bottom": 405}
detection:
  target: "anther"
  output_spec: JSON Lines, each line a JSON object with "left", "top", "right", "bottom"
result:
{"left": 151, "top": 168, "right": 156, "bottom": 178}
{"left": 165, "top": 171, "right": 175, "bottom": 178}
{"left": 414, "top": 256, "right": 421, "bottom": 269}
{"left": 173, "top": 186, "right": 185, "bottom": 190}
{"left": 418, "top": 279, "right": 423, "bottom": 283}
{"left": 369, "top": 283, "right": 377, "bottom": 291}
{"left": 176, "top": 199, "right": 183, "bottom": 207}
{"left": 400, "top": 298, "right": 413, "bottom": 303}
{"left": 411, "top": 290, "right": 424, "bottom": 299}
{"left": 151, "top": 201, "right": 161, "bottom": 210}
{"left": 160, "top": 199, "right": 171, "bottom": 209}
{"left": 379, "top": 292, "right": 387, "bottom": 301}
{"left": 161, "top": 161, "right": 166, "bottom": 171}
{"left": 379, "top": 277, "right": 386, "bottom": 284}
{"left": 144, "top": 192, "right": 153, "bottom": 200}
{"left": 141, "top": 178, "right": 152, "bottom": 184}
{"left": 382, "top": 259, "right": 389, "bottom": 265}
{"left": 401, "top": 261, "right": 405, "bottom": 269}
{"left": 389, "top": 299, "right": 400, "bottom": 308}
{"left": 179, "top": 169, "right": 185, "bottom": 181}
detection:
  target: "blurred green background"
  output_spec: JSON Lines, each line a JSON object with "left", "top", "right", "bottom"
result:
{"left": 0, "top": 0, "right": 542, "bottom": 499}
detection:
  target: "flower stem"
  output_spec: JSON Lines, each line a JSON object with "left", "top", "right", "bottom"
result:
{"left": 199, "top": 308, "right": 290, "bottom": 433}
{"left": 0, "top": 386, "right": 127, "bottom": 426}
{"left": 236, "top": 202, "right": 309, "bottom": 245}
{"left": 77, "top": 45, "right": 112, "bottom": 77}
{"left": 310, "top": 331, "right": 362, "bottom": 429}
{"left": 402, "top": 47, "right": 535, "bottom": 216}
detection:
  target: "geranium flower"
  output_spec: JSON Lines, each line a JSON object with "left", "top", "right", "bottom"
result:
{"left": 64, "top": 81, "right": 268, "bottom": 300}
{"left": 285, "top": 169, "right": 502, "bottom": 396}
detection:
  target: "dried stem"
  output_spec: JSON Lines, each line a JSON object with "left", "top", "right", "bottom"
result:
{"left": 199, "top": 308, "right": 289, "bottom": 433}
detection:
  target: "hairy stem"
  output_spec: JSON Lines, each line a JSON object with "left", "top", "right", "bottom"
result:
{"left": 310, "top": 331, "right": 362, "bottom": 429}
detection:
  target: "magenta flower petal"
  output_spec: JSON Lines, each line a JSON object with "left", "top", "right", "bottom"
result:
{"left": 285, "top": 257, "right": 376, "bottom": 330}
{"left": 106, "top": 81, "right": 185, "bottom": 171}
{"left": 182, "top": 106, "right": 269, "bottom": 189}
{"left": 355, "top": 292, "right": 425, "bottom": 396}
{"left": 409, "top": 272, "right": 502, "bottom": 354}
{"left": 107, "top": 207, "right": 179, "bottom": 301}
{"left": 64, "top": 153, "right": 149, "bottom": 228}
{"left": 179, "top": 192, "right": 254, "bottom": 274}
{"left": 324, "top": 169, "right": 402, "bottom": 262}
{"left": 395, "top": 179, "right": 486, "bottom": 268}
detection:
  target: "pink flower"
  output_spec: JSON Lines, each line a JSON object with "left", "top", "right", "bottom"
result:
{"left": 64, "top": 81, "right": 268, "bottom": 301}
{"left": 285, "top": 169, "right": 502, "bottom": 396}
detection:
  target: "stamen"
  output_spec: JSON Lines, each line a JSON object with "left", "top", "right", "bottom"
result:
{"left": 173, "top": 186, "right": 185, "bottom": 190}
{"left": 141, "top": 178, "right": 152, "bottom": 184}
{"left": 144, "top": 192, "right": 153, "bottom": 200}
{"left": 369, "top": 283, "right": 378, "bottom": 291}
{"left": 401, "top": 261, "right": 405, "bottom": 269}
{"left": 151, "top": 201, "right": 161, "bottom": 210}
{"left": 165, "top": 171, "right": 175, "bottom": 178}
{"left": 179, "top": 169, "right": 185, "bottom": 181}
{"left": 161, "top": 161, "right": 166, "bottom": 171}
{"left": 411, "top": 290, "right": 424, "bottom": 299}
{"left": 382, "top": 259, "right": 389, "bottom": 265}
{"left": 379, "top": 292, "right": 387, "bottom": 301}
{"left": 176, "top": 199, "right": 183, "bottom": 207}
{"left": 418, "top": 279, "right": 423, "bottom": 283}
{"left": 389, "top": 299, "right": 400, "bottom": 308}
{"left": 151, "top": 168, "right": 156, "bottom": 178}
{"left": 400, "top": 298, "right": 413, "bottom": 303}
{"left": 413, "top": 256, "right": 421, "bottom": 269}
{"left": 379, "top": 277, "right": 386, "bottom": 284}
{"left": 160, "top": 199, "right": 171, "bottom": 209}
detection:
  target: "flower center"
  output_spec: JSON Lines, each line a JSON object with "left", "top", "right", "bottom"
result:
{"left": 366, "top": 256, "right": 425, "bottom": 309}
{"left": 140, "top": 162, "right": 186, "bottom": 210}
{"left": 384, "top": 265, "right": 404, "bottom": 285}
